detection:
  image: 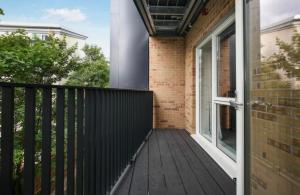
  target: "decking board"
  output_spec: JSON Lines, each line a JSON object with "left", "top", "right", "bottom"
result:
{"left": 171, "top": 129, "right": 225, "bottom": 195}
{"left": 128, "top": 141, "right": 149, "bottom": 195}
{"left": 163, "top": 130, "right": 205, "bottom": 195}
{"left": 178, "top": 130, "right": 236, "bottom": 195}
{"left": 148, "top": 131, "right": 168, "bottom": 195}
{"left": 114, "top": 129, "right": 236, "bottom": 195}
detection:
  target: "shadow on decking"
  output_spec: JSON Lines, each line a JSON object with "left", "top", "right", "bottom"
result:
{"left": 114, "top": 129, "right": 236, "bottom": 195}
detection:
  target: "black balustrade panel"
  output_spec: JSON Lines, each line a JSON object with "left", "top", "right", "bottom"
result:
{"left": 0, "top": 82, "right": 153, "bottom": 195}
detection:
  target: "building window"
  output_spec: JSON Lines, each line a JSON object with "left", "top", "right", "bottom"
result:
{"left": 217, "top": 23, "right": 236, "bottom": 98}
{"left": 41, "top": 34, "right": 49, "bottom": 40}
{"left": 197, "top": 14, "right": 239, "bottom": 168}
{"left": 199, "top": 40, "right": 212, "bottom": 141}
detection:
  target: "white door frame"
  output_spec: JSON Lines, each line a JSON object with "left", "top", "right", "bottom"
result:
{"left": 193, "top": 1, "right": 244, "bottom": 195}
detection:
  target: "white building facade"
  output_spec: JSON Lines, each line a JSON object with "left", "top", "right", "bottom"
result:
{"left": 0, "top": 22, "right": 88, "bottom": 57}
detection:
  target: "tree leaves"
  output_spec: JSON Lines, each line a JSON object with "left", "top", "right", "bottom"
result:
{"left": 67, "top": 44, "right": 109, "bottom": 87}
{"left": 265, "top": 31, "right": 300, "bottom": 80}
{"left": 0, "top": 8, "right": 4, "bottom": 15}
{"left": 0, "top": 30, "right": 79, "bottom": 84}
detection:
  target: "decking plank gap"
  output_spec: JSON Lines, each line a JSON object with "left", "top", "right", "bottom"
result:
{"left": 148, "top": 131, "right": 167, "bottom": 195}
{"left": 178, "top": 130, "right": 236, "bottom": 195}
{"left": 114, "top": 165, "right": 134, "bottom": 195}
{"left": 114, "top": 129, "right": 236, "bottom": 195}
{"left": 163, "top": 130, "right": 206, "bottom": 195}
{"left": 156, "top": 130, "right": 186, "bottom": 195}
{"left": 171, "top": 129, "right": 225, "bottom": 195}
{"left": 128, "top": 141, "right": 149, "bottom": 195}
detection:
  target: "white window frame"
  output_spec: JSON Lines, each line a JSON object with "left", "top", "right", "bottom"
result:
{"left": 194, "top": 1, "right": 244, "bottom": 194}
{"left": 198, "top": 38, "right": 213, "bottom": 142}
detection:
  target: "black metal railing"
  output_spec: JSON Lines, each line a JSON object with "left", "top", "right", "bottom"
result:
{"left": 0, "top": 82, "right": 153, "bottom": 195}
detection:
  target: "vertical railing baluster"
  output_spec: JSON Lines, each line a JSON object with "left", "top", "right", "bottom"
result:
{"left": 116, "top": 91, "right": 119, "bottom": 180}
{"left": 134, "top": 92, "right": 137, "bottom": 151}
{"left": 0, "top": 86, "right": 14, "bottom": 195}
{"left": 41, "top": 87, "right": 52, "bottom": 195}
{"left": 125, "top": 91, "right": 128, "bottom": 166}
{"left": 106, "top": 90, "right": 110, "bottom": 193}
{"left": 67, "top": 89, "right": 75, "bottom": 195}
{"left": 0, "top": 82, "right": 153, "bottom": 195}
{"left": 95, "top": 90, "right": 102, "bottom": 194}
{"left": 119, "top": 91, "right": 122, "bottom": 174}
{"left": 90, "top": 90, "right": 96, "bottom": 195}
{"left": 111, "top": 91, "right": 115, "bottom": 186}
{"left": 101, "top": 90, "right": 107, "bottom": 194}
{"left": 76, "top": 89, "right": 84, "bottom": 195}
{"left": 130, "top": 91, "right": 134, "bottom": 157}
{"left": 56, "top": 88, "right": 65, "bottom": 195}
{"left": 148, "top": 91, "right": 153, "bottom": 133}
{"left": 23, "top": 87, "right": 36, "bottom": 195}
{"left": 108, "top": 90, "right": 113, "bottom": 190}
{"left": 84, "top": 89, "right": 91, "bottom": 195}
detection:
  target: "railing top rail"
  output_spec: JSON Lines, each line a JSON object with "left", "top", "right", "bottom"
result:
{"left": 0, "top": 82, "right": 153, "bottom": 93}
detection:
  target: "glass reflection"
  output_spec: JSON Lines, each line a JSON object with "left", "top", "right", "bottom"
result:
{"left": 217, "top": 23, "right": 236, "bottom": 98}
{"left": 246, "top": 0, "right": 300, "bottom": 194}
{"left": 200, "top": 40, "right": 212, "bottom": 141}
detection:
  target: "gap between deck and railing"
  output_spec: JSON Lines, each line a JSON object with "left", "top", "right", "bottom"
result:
{"left": 110, "top": 129, "right": 153, "bottom": 195}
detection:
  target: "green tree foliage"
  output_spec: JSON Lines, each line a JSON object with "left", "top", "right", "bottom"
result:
{"left": 0, "top": 30, "right": 79, "bottom": 83}
{"left": 266, "top": 31, "right": 300, "bottom": 79}
{"left": 0, "top": 8, "right": 4, "bottom": 15}
{"left": 0, "top": 30, "right": 109, "bottom": 192}
{"left": 0, "top": 31, "right": 80, "bottom": 191}
{"left": 67, "top": 44, "right": 109, "bottom": 87}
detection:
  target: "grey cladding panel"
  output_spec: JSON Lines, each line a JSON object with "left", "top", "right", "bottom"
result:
{"left": 110, "top": 0, "right": 149, "bottom": 90}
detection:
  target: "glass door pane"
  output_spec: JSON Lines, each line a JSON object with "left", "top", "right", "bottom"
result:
{"left": 217, "top": 24, "right": 236, "bottom": 98}
{"left": 214, "top": 22, "right": 237, "bottom": 160}
{"left": 200, "top": 40, "right": 212, "bottom": 141}
{"left": 216, "top": 104, "right": 236, "bottom": 160}
{"left": 245, "top": 0, "right": 300, "bottom": 194}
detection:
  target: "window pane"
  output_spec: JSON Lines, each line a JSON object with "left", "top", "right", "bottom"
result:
{"left": 200, "top": 40, "right": 212, "bottom": 141}
{"left": 217, "top": 24, "right": 236, "bottom": 98}
{"left": 216, "top": 104, "right": 236, "bottom": 160}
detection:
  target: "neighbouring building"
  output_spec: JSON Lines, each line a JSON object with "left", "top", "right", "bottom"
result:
{"left": 0, "top": 22, "right": 88, "bottom": 57}
{"left": 261, "top": 15, "right": 300, "bottom": 58}
{"left": 110, "top": 0, "right": 300, "bottom": 195}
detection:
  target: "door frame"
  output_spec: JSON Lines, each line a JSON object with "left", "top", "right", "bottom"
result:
{"left": 193, "top": 1, "right": 244, "bottom": 194}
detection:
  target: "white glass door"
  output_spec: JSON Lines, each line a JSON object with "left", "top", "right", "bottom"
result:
{"left": 213, "top": 22, "right": 238, "bottom": 161}
{"left": 195, "top": 4, "right": 244, "bottom": 194}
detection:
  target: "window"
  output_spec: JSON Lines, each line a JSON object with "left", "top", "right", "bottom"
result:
{"left": 216, "top": 23, "right": 237, "bottom": 160}
{"left": 41, "top": 34, "right": 49, "bottom": 40}
{"left": 196, "top": 13, "right": 242, "bottom": 179}
{"left": 217, "top": 24, "right": 236, "bottom": 98}
{"left": 216, "top": 104, "right": 236, "bottom": 160}
{"left": 199, "top": 40, "right": 212, "bottom": 141}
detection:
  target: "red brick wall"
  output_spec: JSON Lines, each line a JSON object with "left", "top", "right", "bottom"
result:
{"left": 149, "top": 37, "right": 185, "bottom": 129}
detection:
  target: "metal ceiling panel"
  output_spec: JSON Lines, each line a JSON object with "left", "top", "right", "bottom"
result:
{"left": 134, "top": 0, "right": 208, "bottom": 36}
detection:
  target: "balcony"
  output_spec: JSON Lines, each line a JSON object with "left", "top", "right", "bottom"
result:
{"left": 0, "top": 82, "right": 153, "bottom": 195}
{"left": 115, "top": 129, "right": 235, "bottom": 195}
{"left": 0, "top": 82, "right": 235, "bottom": 195}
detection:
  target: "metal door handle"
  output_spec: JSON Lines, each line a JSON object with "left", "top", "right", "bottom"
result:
{"left": 229, "top": 101, "right": 243, "bottom": 110}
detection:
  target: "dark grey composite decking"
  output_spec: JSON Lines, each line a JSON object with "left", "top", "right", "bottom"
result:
{"left": 115, "top": 129, "right": 236, "bottom": 195}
